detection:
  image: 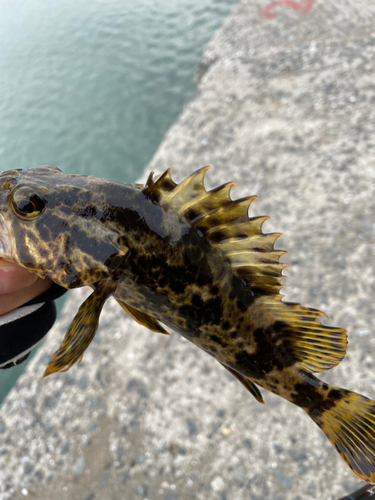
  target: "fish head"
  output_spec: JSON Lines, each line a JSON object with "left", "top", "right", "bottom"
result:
{"left": 0, "top": 166, "right": 127, "bottom": 288}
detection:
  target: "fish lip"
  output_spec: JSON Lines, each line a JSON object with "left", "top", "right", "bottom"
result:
{"left": 0, "top": 213, "right": 12, "bottom": 260}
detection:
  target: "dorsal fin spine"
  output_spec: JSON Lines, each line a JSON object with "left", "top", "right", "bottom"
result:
{"left": 225, "top": 249, "right": 286, "bottom": 259}
{"left": 189, "top": 205, "right": 231, "bottom": 224}
{"left": 158, "top": 168, "right": 172, "bottom": 183}
{"left": 206, "top": 216, "right": 270, "bottom": 238}
{"left": 215, "top": 233, "right": 283, "bottom": 254}
{"left": 161, "top": 166, "right": 210, "bottom": 207}
{"left": 194, "top": 196, "right": 258, "bottom": 227}
{"left": 209, "top": 181, "right": 237, "bottom": 197}
{"left": 145, "top": 171, "right": 155, "bottom": 189}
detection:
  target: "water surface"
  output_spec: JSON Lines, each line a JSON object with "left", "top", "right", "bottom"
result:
{"left": 0, "top": 0, "right": 236, "bottom": 181}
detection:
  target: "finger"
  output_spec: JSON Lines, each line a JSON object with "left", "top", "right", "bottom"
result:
{"left": 0, "top": 259, "right": 39, "bottom": 294}
{"left": 0, "top": 277, "right": 53, "bottom": 316}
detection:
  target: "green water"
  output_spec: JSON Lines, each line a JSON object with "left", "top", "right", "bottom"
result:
{"left": 0, "top": 0, "right": 236, "bottom": 180}
{"left": 0, "top": 0, "right": 237, "bottom": 401}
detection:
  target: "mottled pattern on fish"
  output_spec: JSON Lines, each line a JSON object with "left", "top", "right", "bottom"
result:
{"left": 0, "top": 165, "right": 375, "bottom": 483}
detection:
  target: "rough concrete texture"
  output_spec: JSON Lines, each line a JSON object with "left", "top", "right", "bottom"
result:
{"left": 1, "top": 0, "right": 375, "bottom": 498}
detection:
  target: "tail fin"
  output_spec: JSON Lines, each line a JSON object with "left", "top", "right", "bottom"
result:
{"left": 308, "top": 389, "right": 375, "bottom": 483}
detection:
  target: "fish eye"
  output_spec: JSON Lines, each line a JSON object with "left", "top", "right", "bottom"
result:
{"left": 10, "top": 187, "right": 46, "bottom": 220}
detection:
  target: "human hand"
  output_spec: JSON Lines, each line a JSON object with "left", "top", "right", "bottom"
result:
{"left": 0, "top": 259, "right": 53, "bottom": 316}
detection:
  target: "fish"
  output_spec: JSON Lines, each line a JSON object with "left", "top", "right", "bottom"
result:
{"left": 0, "top": 164, "right": 374, "bottom": 483}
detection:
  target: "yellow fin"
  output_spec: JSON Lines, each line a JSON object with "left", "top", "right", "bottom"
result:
{"left": 116, "top": 299, "right": 169, "bottom": 334}
{"left": 142, "top": 169, "right": 177, "bottom": 204}
{"left": 143, "top": 166, "right": 232, "bottom": 220}
{"left": 261, "top": 297, "right": 347, "bottom": 373}
{"left": 216, "top": 233, "right": 282, "bottom": 253}
{"left": 143, "top": 167, "right": 286, "bottom": 298}
{"left": 161, "top": 166, "right": 210, "bottom": 212}
{"left": 42, "top": 278, "right": 116, "bottom": 378}
{"left": 309, "top": 389, "right": 375, "bottom": 483}
{"left": 221, "top": 363, "right": 264, "bottom": 404}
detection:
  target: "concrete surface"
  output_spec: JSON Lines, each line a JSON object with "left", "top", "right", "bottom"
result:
{"left": 1, "top": 0, "right": 375, "bottom": 498}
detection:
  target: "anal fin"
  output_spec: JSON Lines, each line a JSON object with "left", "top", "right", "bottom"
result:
{"left": 116, "top": 299, "right": 169, "bottom": 335}
{"left": 221, "top": 363, "right": 264, "bottom": 404}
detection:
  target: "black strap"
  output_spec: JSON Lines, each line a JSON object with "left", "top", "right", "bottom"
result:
{"left": 0, "top": 284, "right": 68, "bottom": 369}
{"left": 338, "top": 484, "right": 375, "bottom": 500}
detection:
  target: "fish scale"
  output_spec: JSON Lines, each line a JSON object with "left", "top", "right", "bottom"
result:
{"left": 0, "top": 165, "right": 374, "bottom": 483}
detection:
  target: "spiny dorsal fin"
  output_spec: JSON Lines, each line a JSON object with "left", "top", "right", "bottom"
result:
{"left": 142, "top": 167, "right": 286, "bottom": 297}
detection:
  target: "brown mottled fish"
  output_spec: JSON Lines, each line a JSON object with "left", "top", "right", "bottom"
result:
{"left": 0, "top": 165, "right": 374, "bottom": 482}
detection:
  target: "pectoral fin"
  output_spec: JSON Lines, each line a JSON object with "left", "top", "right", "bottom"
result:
{"left": 116, "top": 299, "right": 168, "bottom": 335}
{"left": 42, "top": 278, "right": 117, "bottom": 379}
{"left": 221, "top": 363, "right": 264, "bottom": 404}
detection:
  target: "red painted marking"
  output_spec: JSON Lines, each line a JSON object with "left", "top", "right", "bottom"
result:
{"left": 262, "top": 0, "right": 315, "bottom": 19}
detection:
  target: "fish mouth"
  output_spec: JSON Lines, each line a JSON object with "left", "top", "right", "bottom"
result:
{"left": 0, "top": 213, "right": 12, "bottom": 260}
